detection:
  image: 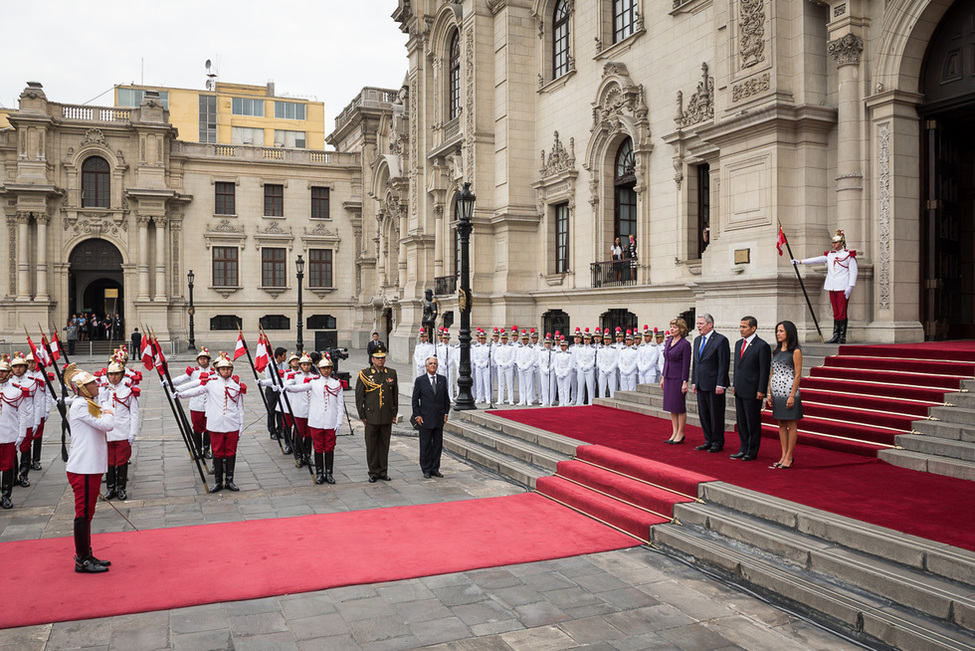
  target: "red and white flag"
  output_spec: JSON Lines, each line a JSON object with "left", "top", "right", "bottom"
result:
{"left": 776, "top": 227, "right": 788, "bottom": 256}
{"left": 37, "top": 336, "right": 52, "bottom": 367}
{"left": 141, "top": 335, "right": 154, "bottom": 370}
{"left": 49, "top": 332, "right": 62, "bottom": 361}
{"left": 254, "top": 335, "right": 269, "bottom": 373}
{"left": 152, "top": 338, "right": 167, "bottom": 372}
{"left": 233, "top": 333, "right": 247, "bottom": 360}
{"left": 26, "top": 336, "right": 46, "bottom": 369}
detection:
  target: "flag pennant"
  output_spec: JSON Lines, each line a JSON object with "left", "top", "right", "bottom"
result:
{"left": 233, "top": 333, "right": 247, "bottom": 360}
{"left": 776, "top": 227, "right": 788, "bottom": 256}
{"left": 254, "top": 335, "right": 269, "bottom": 373}
{"left": 152, "top": 337, "right": 167, "bottom": 372}
{"left": 37, "top": 335, "right": 52, "bottom": 367}
{"left": 141, "top": 334, "right": 154, "bottom": 370}
{"left": 26, "top": 335, "right": 46, "bottom": 369}
{"left": 49, "top": 332, "right": 62, "bottom": 360}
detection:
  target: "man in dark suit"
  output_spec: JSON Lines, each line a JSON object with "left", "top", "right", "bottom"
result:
{"left": 366, "top": 332, "right": 383, "bottom": 366}
{"left": 691, "top": 313, "right": 730, "bottom": 452}
{"left": 731, "top": 316, "right": 771, "bottom": 461}
{"left": 411, "top": 356, "right": 450, "bottom": 478}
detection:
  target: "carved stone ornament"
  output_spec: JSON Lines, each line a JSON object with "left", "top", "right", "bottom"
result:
{"left": 211, "top": 219, "right": 243, "bottom": 234}
{"left": 675, "top": 63, "right": 714, "bottom": 128}
{"left": 828, "top": 33, "right": 864, "bottom": 67}
{"left": 257, "top": 221, "right": 291, "bottom": 236}
{"left": 487, "top": 0, "right": 506, "bottom": 14}
{"left": 539, "top": 131, "right": 576, "bottom": 176}
{"left": 878, "top": 123, "right": 891, "bottom": 311}
{"left": 465, "top": 28, "right": 476, "bottom": 188}
{"left": 81, "top": 128, "right": 108, "bottom": 147}
{"left": 64, "top": 211, "right": 126, "bottom": 239}
{"left": 739, "top": 0, "right": 766, "bottom": 69}
{"left": 732, "top": 73, "right": 770, "bottom": 102}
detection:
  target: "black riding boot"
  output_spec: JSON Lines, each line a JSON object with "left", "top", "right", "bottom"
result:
{"left": 838, "top": 319, "right": 848, "bottom": 344}
{"left": 825, "top": 319, "right": 841, "bottom": 344}
{"left": 104, "top": 466, "right": 117, "bottom": 500}
{"left": 210, "top": 458, "right": 224, "bottom": 493}
{"left": 191, "top": 431, "right": 204, "bottom": 460}
{"left": 224, "top": 456, "right": 239, "bottom": 492}
{"left": 324, "top": 451, "right": 336, "bottom": 484}
{"left": 17, "top": 453, "right": 30, "bottom": 487}
{"left": 314, "top": 452, "right": 325, "bottom": 484}
{"left": 1, "top": 470, "right": 13, "bottom": 509}
{"left": 304, "top": 438, "right": 313, "bottom": 469}
{"left": 203, "top": 431, "right": 212, "bottom": 459}
{"left": 116, "top": 464, "right": 128, "bottom": 501}
{"left": 282, "top": 427, "right": 293, "bottom": 455}
{"left": 31, "top": 437, "right": 42, "bottom": 470}
{"left": 74, "top": 517, "right": 108, "bottom": 573}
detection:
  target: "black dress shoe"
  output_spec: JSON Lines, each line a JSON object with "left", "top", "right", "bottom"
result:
{"left": 729, "top": 452, "right": 746, "bottom": 459}
{"left": 368, "top": 476, "right": 378, "bottom": 483}
{"left": 31, "top": 461, "right": 42, "bottom": 471}
{"left": 708, "top": 446, "right": 723, "bottom": 453}
{"left": 742, "top": 455, "right": 757, "bottom": 461}
{"left": 431, "top": 471, "right": 443, "bottom": 478}
{"left": 75, "top": 557, "right": 109, "bottom": 574}
{"left": 380, "top": 475, "right": 392, "bottom": 481}
{"left": 694, "top": 444, "right": 710, "bottom": 451}
{"left": 423, "top": 472, "right": 432, "bottom": 479}
{"left": 671, "top": 438, "right": 685, "bottom": 445}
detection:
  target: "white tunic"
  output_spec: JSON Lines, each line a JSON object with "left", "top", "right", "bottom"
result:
{"left": 536, "top": 346, "right": 554, "bottom": 374}
{"left": 173, "top": 365, "right": 211, "bottom": 412}
{"left": 574, "top": 344, "right": 596, "bottom": 371}
{"left": 286, "top": 376, "right": 344, "bottom": 431}
{"left": 801, "top": 249, "right": 859, "bottom": 292}
{"left": 10, "top": 373, "right": 37, "bottom": 431}
{"left": 471, "top": 342, "right": 490, "bottom": 369}
{"left": 553, "top": 349, "right": 574, "bottom": 379}
{"left": 284, "top": 371, "right": 317, "bottom": 418}
{"left": 516, "top": 343, "right": 536, "bottom": 372}
{"left": 618, "top": 345, "right": 639, "bottom": 376}
{"left": 637, "top": 342, "right": 660, "bottom": 375}
{"left": 0, "top": 381, "right": 31, "bottom": 445}
{"left": 65, "top": 398, "right": 115, "bottom": 475}
{"left": 494, "top": 342, "right": 515, "bottom": 370}
{"left": 177, "top": 376, "right": 245, "bottom": 433}
{"left": 99, "top": 381, "right": 140, "bottom": 443}
{"left": 597, "top": 344, "right": 619, "bottom": 374}
{"left": 414, "top": 342, "right": 437, "bottom": 376}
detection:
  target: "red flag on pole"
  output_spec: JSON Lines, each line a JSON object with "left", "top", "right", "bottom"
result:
{"left": 141, "top": 334, "right": 153, "bottom": 370}
{"left": 776, "top": 227, "right": 788, "bottom": 256}
{"left": 49, "top": 331, "right": 62, "bottom": 361}
{"left": 26, "top": 335, "right": 46, "bottom": 369}
{"left": 152, "top": 337, "right": 167, "bottom": 372}
{"left": 254, "top": 335, "right": 269, "bottom": 372}
{"left": 233, "top": 333, "right": 247, "bottom": 360}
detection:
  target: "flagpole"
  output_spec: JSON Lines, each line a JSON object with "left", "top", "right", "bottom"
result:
{"left": 260, "top": 328, "right": 303, "bottom": 469}
{"left": 38, "top": 326, "right": 72, "bottom": 462}
{"left": 26, "top": 327, "right": 72, "bottom": 462}
{"left": 779, "top": 223, "right": 825, "bottom": 343}
{"left": 236, "top": 326, "right": 287, "bottom": 458}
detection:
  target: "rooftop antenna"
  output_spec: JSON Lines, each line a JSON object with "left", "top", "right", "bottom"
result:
{"left": 205, "top": 59, "right": 218, "bottom": 91}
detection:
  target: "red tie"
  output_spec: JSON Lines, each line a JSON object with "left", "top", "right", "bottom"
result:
{"left": 740, "top": 341, "right": 747, "bottom": 358}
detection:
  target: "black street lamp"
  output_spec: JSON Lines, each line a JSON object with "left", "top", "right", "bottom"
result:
{"left": 295, "top": 254, "right": 305, "bottom": 353}
{"left": 454, "top": 182, "right": 476, "bottom": 411}
{"left": 187, "top": 269, "right": 196, "bottom": 350}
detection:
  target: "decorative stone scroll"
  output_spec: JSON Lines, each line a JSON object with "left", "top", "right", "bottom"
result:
{"left": 732, "top": 73, "right": 770, "bottom": 102}
{"left": 878, "top": 123, "right": 891, "bottom": 311}
{"left": 739, "top": 0, "right": 766, "bottom": 69}
{"left": 675, "top": 63, "right": 714, "bottom": 128}
{"left": 828, "top": 33, "right": 863, "bottom": 66}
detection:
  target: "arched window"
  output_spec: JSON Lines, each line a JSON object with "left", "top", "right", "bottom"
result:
{"left": 614, "top": 138, "right": 637, "bottom": 239}
{"left": 448, "top": 30, "right": 461, "bottom": 121}
{"left": 553, "top": 0, "right": 571, "bottom": 79}
{"left": 613, "top": 0, "right": 638, "bottom": 43}
{"left": 81, "top": 156, "right": 110, "bottom": 208}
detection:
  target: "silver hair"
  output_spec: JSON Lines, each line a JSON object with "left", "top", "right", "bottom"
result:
{"left": 699, "top": 313, "right": 714, "bottom": 325}
{"left": 425, "top": 356, "right": 439, "bottom": 365}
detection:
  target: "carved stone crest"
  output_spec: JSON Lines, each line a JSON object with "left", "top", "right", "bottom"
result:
{"left": 739, "top": 0, "right": 766, "bottom": 69}
{"left": 675, "top": 63, "right": 714, "bottom": 128}
{"left": 539, "top": 131, "right": 576, "bottom": 176}
{"left": 828, "top": 33, "right": 864, "bottom": 66}
{"left": 81, "top": 128, "right": 107, "bottom": 147}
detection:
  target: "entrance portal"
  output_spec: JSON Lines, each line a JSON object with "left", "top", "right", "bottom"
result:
{"left": 68, "top": 239, "right": 124, "bottom": 332}
{"left": 920, "top": 0, "right": 975, "bottom": 340}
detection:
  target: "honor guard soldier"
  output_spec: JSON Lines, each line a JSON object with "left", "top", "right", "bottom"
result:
{"left": 494, "top": 330, "right": 516, "bottom": 405}
{"left": 471, "top": 329, "right": 491, "bottom": 404}
{"left": 26, "top": 353, "right": 55, "bottom": 472}
{"left": 413, "top": 328, "right": 436, "bottom": 379}
{"left": 638, "top": 327, "right": 662, "bottom": 384}
{"left": 529, "top": 329, "right": 541, "bottom": 403}
{"left": 174, "top": 353, "right": 246, "bottom": 492}
{"left": 536, "top": 333, "right": 556, "bottom": 407}
{"left": 569, "top": 328, "right": 583, "bottom": 403}
{"left": 9, "top": 353, "right": 38, "bottom": 487}
{"left": 63, "top": 364, "right": 115, "bottom": 573}
{"left": 516, "top": 330, "right": 536, "bottom": 406}
{"left": 0, "top": 357, "right": 31, "bottom": 509}
{"left": 355, "top": 344, "right": 398, "bottom": 483}
{"left": 284, "top": 353, "right": 316, "bottom": 468}
{"left": 172, "top": 348, "right": 213, "bottom": 459}
{"left": 285, "top": 356, "right": 343, "bottom": 484}
{"left": 793, "top": 229, "right": 858, "bottom": 343}
{"left": 553, "top": 337, "right": 574, "bottom": 405}
{"left": 574, "top": 330, "right": 596, "bottom": 405}
{"left": 101, "top": 358, "right": 140, "bottom": 500}
{"left": 618, "top": 331, "right": 639, "bottom": 392}
{"left": 489, "top": 327, "right": 501, "bottom": 400}
{"left": 597, "top": 330, "right": 619, "bottom": 398}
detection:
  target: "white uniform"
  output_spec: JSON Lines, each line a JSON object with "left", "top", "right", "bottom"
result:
{"left": 553, "top": 349, "right": 574, "bottom": 405}
{"left": 414, "top": 341, "right": 436, "bottom": 378}
{"left": 638, "top": 341, "right": 662, "bottom": 384}
{"left": 177, "top": 376, "right": 245, "bottom": 433}
{"left": 574, "top": 344, "right": 596, "bottom": 406}
{"left": 9, "top": 374, "right": 37, "bottom": 433}
{"left": 618, "top": 345, "right": 639, "bottom": 392}
{"left": 516, "top": 343, "right": 536, "bottom": 405}
{"left": 536, "top": 345, "right": 556, "bottom": 407}
{"left": 29, "top": 369, "right": 54, "bottom": 428}
{"left": 471, "top": 342, "right": 491, "bottom": 403}
{"left": 286, "top": 376, "right": 344, "bottom": 431}
{"left": 597, "top": 344, "right": 619, "bottom": 398}
{"left": 99, "top": 381, "right": 139, "bottom": 443}
{"left": 448, "top": 342, "right": 460, "bottom": 400}
{"left": 284, "top": 371, "right": 317, "bottom": 418}
{"left": 495, "top": 341, "right": 516, "bottom": 405}
{"left": 65, "top": 399, "right": 115, "bottom": 475}
{"left": 801, "top": 249, "right": 859, "bottom": 292}
{"left": 173, "top": 365, "right": 210, "bottom": 413}
{"left": 0, "top": 381, "right": 30, "bottom": 447}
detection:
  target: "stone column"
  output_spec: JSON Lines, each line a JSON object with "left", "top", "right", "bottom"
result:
{"left": 35, "top": 213, "right": 49, "bottom": 301}
{"left": 137, "top": 216, "right": 151, "bottom": 300}
{"left": 153, "top": 216, "right": 167, "bottom": 301}
{"left": 828, "top": 32, "right": 865, "bottom": 244}
{"left": 16, "top": 213, "right": 30, "bottom": 300}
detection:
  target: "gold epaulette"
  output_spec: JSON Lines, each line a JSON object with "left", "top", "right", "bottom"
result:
{"left": 86, "top": 399, "right": 102, "bottom": 418}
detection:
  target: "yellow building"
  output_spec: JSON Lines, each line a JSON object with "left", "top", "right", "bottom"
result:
{"left": 114, "top": 81, "right": 326, "bottom": 150}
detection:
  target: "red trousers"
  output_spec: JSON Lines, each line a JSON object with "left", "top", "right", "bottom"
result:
{"left": 209, "top": 430, "right": 240, "bottom": 458}
{"left": 309, "top": 427, "right": 336, "bottom": 453}
{"left": 0, "top": 442, "right": 15, "bottom": 471}
{"left": 34, "top": 418, "right": 45, "bottom": 442}
{"left": 17, "top": 427, "right": 34, "bottom": 454}
{"left": 283, "top": 414, "right": 293, "bottom": 429}
{"left": 67, "top": 472, "right": 101, "bottom": 520}
{"left": 190, "top": 410, "right": 207, "bottom": 434}
{"left": 107, "top": 440, "right": 132, "bottom": 466}
{"left": 294, "top": 417, "right": 310, "bottom": 439}
{"left": 829, "top": 290, "right": 849, "bottom": 320}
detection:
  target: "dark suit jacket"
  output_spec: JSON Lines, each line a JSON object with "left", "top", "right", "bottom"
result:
{"left": 366, "top": 339, "right": 383, "bottom": 357}
{"left": 691, "top": 331, "right": 730, "bottom": 391}
{"left": 412, "top": 373, "right": 450, "bottom": 430}
{"left": 733, "top": 336, "right": 771, "bottom": 399}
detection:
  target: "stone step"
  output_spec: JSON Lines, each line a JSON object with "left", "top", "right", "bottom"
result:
{"left": 896, "top": 434, "right": 975, "bottom": 462}
{"left": 947, "top": 392, "right": 975, "bottom": 410}
{"left": 443, "top": 419, "right": 566, "bottom": 473}
{"left": 442, "top": 430, "right": 550, "bottom": 490}
{"left": 696, "top": 482, "right": 975, "bottom": 587}
{"left": 458, "top": 411, "right": 582, "bottom": 457}
{"left": 672, "top": 502, "right": 975, "bottom": 630}
{"left": 913, "top": 419, "right": 975, "bottom": 444}
{"left": 650, "top": 524, "right": 975, "bottom": 651}
{"left": 931, "top": 406, "right": 975, "bottom": 426}
{"left": 878, "top": 449, "right": 975, "bottom": 482}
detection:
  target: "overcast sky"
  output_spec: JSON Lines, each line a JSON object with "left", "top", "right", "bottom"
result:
{"left": 0, "top": 0, "right": 408, "bottom": 128}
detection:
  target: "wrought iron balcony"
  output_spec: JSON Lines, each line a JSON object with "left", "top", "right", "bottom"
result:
{"left": 435, "top": 274, "right": 458, "bottom": 296}
{"left": 591, "top": 259, "right": 637, "bottom": 288}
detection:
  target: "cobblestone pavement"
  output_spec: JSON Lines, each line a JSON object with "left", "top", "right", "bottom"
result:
{"left": 0, "top": 349, "right": 862, "bottom": 650}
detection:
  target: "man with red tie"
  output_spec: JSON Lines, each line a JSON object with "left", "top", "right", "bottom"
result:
{"left": 731, "top": 316, "right": 771, "bottom": 461}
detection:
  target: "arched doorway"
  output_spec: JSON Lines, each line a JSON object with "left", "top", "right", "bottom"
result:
{"left": 920, "top": 0, "right": 975, "bottom": 339}
{"left": 68, "top": 239, "right": 124, "bottom": 337}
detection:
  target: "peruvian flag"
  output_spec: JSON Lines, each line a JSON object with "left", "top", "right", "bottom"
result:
{"left": 254, "top": 335, "right": 269, "bottom": 373}
{"left": 37, "top": 336, "right": 53, "bottom": 367}
{"left": 26, "top": 335, "right": 46, "bottom": 369}
{"left": 49, "top": 332, "right": 62, "bottom": 361}
{"left": 152, "top": 338, "right": 167, "bottom": 372}
{"left": 233, "top": 333, "right": 247, "bottom": 360}
{"left": 776, "top": 227, "right": 788, "bottom": 256}
{"left": 141, "top": 335, "right": 154, "bottom": 370}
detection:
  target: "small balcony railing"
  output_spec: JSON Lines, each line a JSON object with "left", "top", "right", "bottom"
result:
{"left": 591, "top": 259, "right": 637, "bottom": 288}
{"left": 435, "top": 274, "right": 458, "bottom": 296}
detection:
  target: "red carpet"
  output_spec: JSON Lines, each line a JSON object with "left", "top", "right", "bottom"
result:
{"left": 0, "top": 493, "right": 637, "bottom": 630}
{"left": 493, "top": 406, "right": 975, "bottom": 552}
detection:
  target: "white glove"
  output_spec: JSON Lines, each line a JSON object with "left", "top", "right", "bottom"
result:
{"left": 172, "top": 391, "right": 181, "bottom": 400}
{"left": 273, "top": 384, "right": 282, "bottom": 392}
{"left": 160, "top": 379, "right": 169, "bottom": 390}
{"left": 791, "top": 259, "right": 800, "bottom": 266}
{"left": 844, "top": 287, "right": 852, "bottom": 299}
{"left": 128, "top": 436, "right": 135, "bottom": 445}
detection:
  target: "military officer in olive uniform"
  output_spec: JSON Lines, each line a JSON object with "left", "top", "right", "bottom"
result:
{"left": 355, "top": 344, "right": 399, "bottom": 483}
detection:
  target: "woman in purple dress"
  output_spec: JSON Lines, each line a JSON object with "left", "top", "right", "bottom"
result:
{"left": 661, "top": 317, "right": 691, "bottom": 444}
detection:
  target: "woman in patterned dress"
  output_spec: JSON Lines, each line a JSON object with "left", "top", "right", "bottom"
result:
{"left": 766, "top": 320, "right": 803, "bottom": 469}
